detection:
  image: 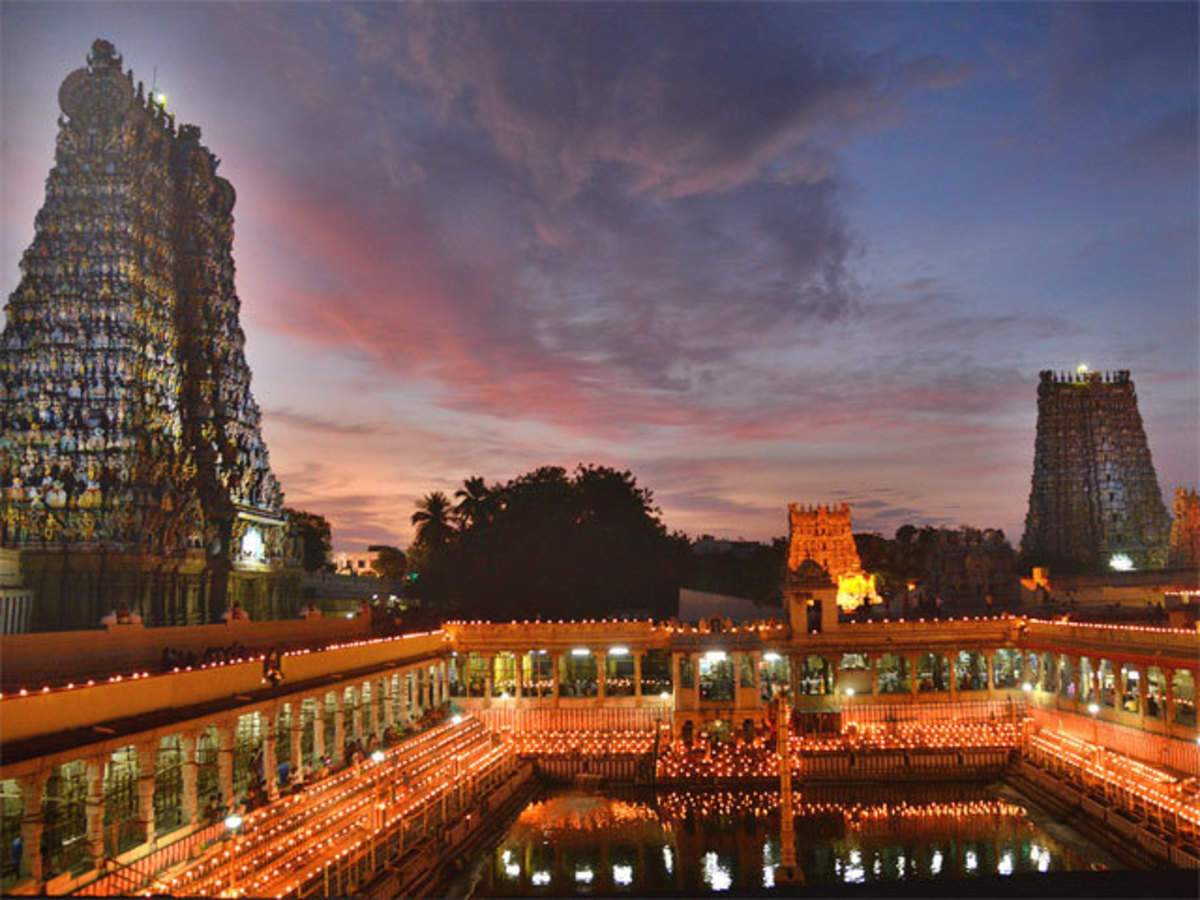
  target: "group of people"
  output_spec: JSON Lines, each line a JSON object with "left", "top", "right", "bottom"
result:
{"left": 160, "top": 640, "right": 250, "bottom": 671}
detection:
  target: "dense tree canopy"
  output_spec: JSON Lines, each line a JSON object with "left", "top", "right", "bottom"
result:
{"left": 370, "top": 545, "right": 407, "bottom": 579}
{"left": 408, "top": 465, "right": 689, "bottom": 621}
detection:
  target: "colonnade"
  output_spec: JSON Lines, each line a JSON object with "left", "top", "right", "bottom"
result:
{"left": 1, "top": 659, "right": 450, "bottom": 888}
{"left": 454, "top": 650, "right": 669, "bottom": 705}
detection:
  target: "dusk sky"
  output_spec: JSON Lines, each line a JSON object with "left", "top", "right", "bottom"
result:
{"left": 3, "top": 2, "right": 1197, "bottom": 551}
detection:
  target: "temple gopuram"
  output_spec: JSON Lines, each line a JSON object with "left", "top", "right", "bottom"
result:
{"left": 1021, "top": 368, "right": 1171, "bottom": 572}
{"left": 0, "top": 40, "right": 298, "bottom": 630}
{"left": 784, "top": 502, "right": 879, "bottom": 612}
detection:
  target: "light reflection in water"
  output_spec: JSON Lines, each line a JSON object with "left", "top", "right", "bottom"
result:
{"left": 844, "top": 848, "right": 865, "bottom": 884}
{"left": 702, "top": 851, "right": 732, "bottom": 891}
{"left": 480, "top": 787, "right": 1099, "bottom": 896}
{"left": 762, "top": 842, "right": 777, "bottom": 887}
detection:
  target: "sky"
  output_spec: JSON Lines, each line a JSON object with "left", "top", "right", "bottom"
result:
{"left": 2, "top": 2, "right": 1197, "bottom": 551}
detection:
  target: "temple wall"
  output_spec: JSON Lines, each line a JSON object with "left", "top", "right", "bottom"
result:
{"left": 0, "top": 613, "right": 374, "bottom": 692}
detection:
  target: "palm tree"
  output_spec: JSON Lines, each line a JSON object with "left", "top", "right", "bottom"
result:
{"left": 411, "top": 491, "right": 456, "bottom": 548}
{"left": 453, "top": 476, "right": 495, "bottom": 530}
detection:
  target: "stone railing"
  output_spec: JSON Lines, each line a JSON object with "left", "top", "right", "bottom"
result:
{"left": 0, "top": 630, "right": 448, "bottom": 748}
{"left": 0, "top": 615, "right": 375, "bottom": 691}
{"left": 1021, "top": 619, "right": 1200, "bottom": 669}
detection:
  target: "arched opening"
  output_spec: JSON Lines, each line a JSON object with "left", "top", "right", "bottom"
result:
{"left": 154, "top": 735, "right": 185, "bottom": 837}
{"left": 102, "top": 746, "right": 140, "bottom": 857}
{"left": 41, "top": 762, "right": 87, "bottom": 877}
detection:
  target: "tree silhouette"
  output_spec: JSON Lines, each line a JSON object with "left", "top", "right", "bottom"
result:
{"left": 410, "top": 491, "right": 457, "bottom": 549}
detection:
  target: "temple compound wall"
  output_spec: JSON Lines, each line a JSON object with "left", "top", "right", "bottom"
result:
{"left": 0, "top": 41, "right": 299, "bottom": 629}
{"left": 1169, "top": 487, "right": 1200, "bottom": 571}
{"left": 1, "top": 614, "right": 1197, "bottom": 893}
{"left": 1021, "top": 369, "right": 1170, "bottom": 572}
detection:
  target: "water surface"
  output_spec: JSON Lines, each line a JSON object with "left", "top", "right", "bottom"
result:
{"left": 473, "top": 783, "right": 1118, "bottom": 896}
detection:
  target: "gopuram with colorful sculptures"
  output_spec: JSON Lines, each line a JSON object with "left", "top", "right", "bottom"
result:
{"left": 0, "top": 40, "right": 299, "bottom": 631}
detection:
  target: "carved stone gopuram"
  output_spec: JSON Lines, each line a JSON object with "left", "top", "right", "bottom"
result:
{"left": 786, "top": 503, "right": 861, "bottom": 580}
{"left": 784, "top": 503, "right": 878, "bottom": 614}
{"left": 0, "top": 40, "right": 299, "bottom": 628}
{"left": 1021, "top": 369, "right": 1170, "bottom": 572}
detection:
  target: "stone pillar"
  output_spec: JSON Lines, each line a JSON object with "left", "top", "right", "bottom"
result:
{"left": 824, "top": 655, "right": 836, "bottom": 696}
{"left": 634, "top": 652, "right": 644, "bottom": 706}
{"left": 1137, "top": 665, "right": 1149, "bottom": 721}
{"left": 1091, "top": 658, "right": 1103, "bottom": 708}
{"left": 350, "top": 692, "right": 363, "bottom": 744}
{"left": 84, "top": 756, "right": 106, "bottom": 865}
{"left": 180, "top": 732, "right": 199, "bottom": 826}
{"left": 870, "top": 655, "right": 880, "bottom": 697}
{"left": 462, "top": 658, "right": 472, "bottom": 700}
{"left": 332, "top": 696, "right": 346, "bottom": 764}
{"left": 908, "top": 654, "right": 920, "bottom": 696}
{"left": 671, "top": 653, "right": 682, "bottom": 703}
{"left": 595, "top": 652, "right": 607, "bottom": 703}
{"left": 289, "top": 720, "right": 304, "bottom": 782}
{"left": 135, "top": 742, "right": 157, "bottom": 846}
{"left": 217, "top": 721, "right": 236, "bottom": 807}
{"left": 984, "top": 652, "right": 995, "bottom": 695}
{"left": 691, "top": 654, "right": 701, "bottom": 709}
{"left": 18, "top": 772, "right": 46, "bottom": 884}
{"left": 382, "top": 679, "right": 395, "bottom": 730}
{"left": 552, "top": 654, "right": 561, "bottom": 705}
{"left": 515, "top": 654, "right": 524, "bottom": 701}
{"left": 366, "top": 685, "right": 379, "bottom": 740}
{"left": 1164, "top": 667, "right": 1176, "bottom": 731}
{"left": 948, "top": 654, "right": 957, "bottom": 699}
{"left": 312, "top": 698, "right": 326, "bottom": 763}
{"left": 749, "top": 651, "right": 761, "bottom": 707}
{"left": 484, "top": 656, "right": 495, "bottom": 707}
{"left": 262, "top": 722, "right": 278, "bottom": 801}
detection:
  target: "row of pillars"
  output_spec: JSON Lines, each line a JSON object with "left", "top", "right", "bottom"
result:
{"left": 1028, "top": 652, "right": 1196, "bottom": 726}
{"left": 8, "top": 659, "right": 448, "bottom": 888}
{"left": 464, "top": 651, "right": 649, "bottom": 703}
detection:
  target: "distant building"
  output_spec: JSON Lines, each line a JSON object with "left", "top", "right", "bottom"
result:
{"left": 677, "top": 588, "right": 763, "bottom": 625}
{"left": 332, "top": 548, "right": 383, "bottom": 576}
{"left": 1021, "top": 369, "right": 1170, "bottom": 572}
{"left": 1168, "top": 488, "right": 1200, "bottom": 571}
{"left": 923, "top": 528, "right": 1018, "bottom": 605}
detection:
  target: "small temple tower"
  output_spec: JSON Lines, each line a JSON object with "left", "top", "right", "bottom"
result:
{"left": 0, "top": 40, "right": 297, "bottom": 628}
{"left": 1021, "top": 369, "right": 1170, "bottom": 572}
{"left": 783, "top": 503, "right": 877, "bottom": 624}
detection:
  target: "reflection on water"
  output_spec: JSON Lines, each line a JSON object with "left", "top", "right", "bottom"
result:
{"left": 477, "top": 784, "right": 1104, "bottom": 896}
